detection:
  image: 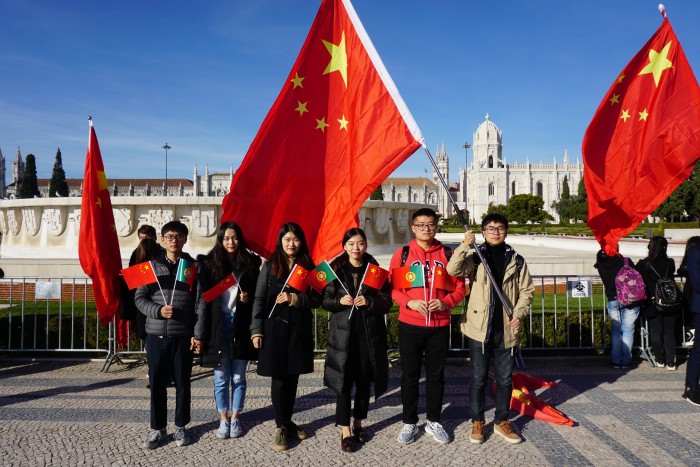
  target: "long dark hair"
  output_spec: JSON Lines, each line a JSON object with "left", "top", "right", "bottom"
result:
{"left": 645, "top": 236, "right": 669, "bottom": 266}
{"left": 269, "top": 222, "right": 314, "bottom": 279}
{"left": 680, "top": 236, "right": 700, "bottom": 269}
{"left": 203, "top": 222, "right": 259, "bottom": 282}
{"left": 135, "top": 238, "right": 161, "bottom": 264}
{"left": 330, "top": 227, "right": 367, "bottom": 270}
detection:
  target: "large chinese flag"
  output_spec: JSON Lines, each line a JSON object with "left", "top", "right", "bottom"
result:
{"left": 221, "top": 0, "right": 423, "bottom": 261}
{"left": 78, "top": 121, "right": 123, "bottom": 326}
{"left": 582, "top": 7, "right": 700, "bottom": 255}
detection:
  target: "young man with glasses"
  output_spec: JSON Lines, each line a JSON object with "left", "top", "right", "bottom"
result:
{"left": 390, "top": 208, "right": 466, "bottom": 445}
{"left": 136, "top": 221, "right": 207, "bottom": 449}
{"left": 447, "top": 213, "right": 534, "bottom": 445}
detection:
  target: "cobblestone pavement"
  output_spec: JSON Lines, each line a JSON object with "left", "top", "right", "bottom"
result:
{"left": 0, "top": 357, "right": 698, "bottom": 466}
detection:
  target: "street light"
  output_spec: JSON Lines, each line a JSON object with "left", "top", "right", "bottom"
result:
{"left": 162, "top": 143, "right": 171, "bottom": 196}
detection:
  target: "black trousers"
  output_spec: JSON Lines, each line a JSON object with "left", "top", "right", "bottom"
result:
{"left": 648, "top": 312, "right": 677, "bottom": 365}
{"left": 398, "top": 322, "right": 449, "bottom": 424}
{"left": 146, "top": 335, "right": 193, "bottom": 430}
{"left": 336, "top": 328, "right": 372, "bottom": 426}
{"left": 271, "top": 374, "right": 300, "bottom": 428}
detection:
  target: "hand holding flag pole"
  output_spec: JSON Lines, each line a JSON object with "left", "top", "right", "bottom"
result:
{"left": 348, "top": 264, "right": 371, "bottom": 320}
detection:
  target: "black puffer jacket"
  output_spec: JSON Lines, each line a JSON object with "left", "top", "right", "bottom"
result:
{"left": 251, "top": 262, "right": 321, "bottom": 378}
{"left": 199, "top": 255, "right": 262, "bottom": 367}
{"left": 637, "top": 256, "right": 678, "bottom": 318}
{"left": 135, "top": 252, "right": 207, "bottom": 340}
{"left": 322, "top": 254, "right": 392, "bottom": 398}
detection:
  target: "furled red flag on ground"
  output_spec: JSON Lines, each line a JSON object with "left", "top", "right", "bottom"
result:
{"left": 221, "top": 0, "right": 424, "bottom": 261}
{"left": 362, "top": 264, "right": 389, "bottom": 290}
{"left": 493, "top": 372, "right": 574, "bottom": 426}
{"left": 121, "top": 261, "right": 158, "bottom": 290}
{"left": 78, "top": 119, "right": 123, "bottom": 327}
{"left": 306, "top": 260, "right": 338, "bottom": 293}
{"left": 582, "top": 5, "right": 700, "bottom": 255}
{"left": 392, "top": 265, "right": 425, "bottom": 289}
{"left": 175, "top": 258, "right": 197, "bottom": 291}
{"left": 431, "top": 266, "right": 456, "bottom": 292}
{"left": 287, "top": 264, "right": 311, "bottom": 293}
{"left": 202, "top": 273, "right": 238, "bottom": 303}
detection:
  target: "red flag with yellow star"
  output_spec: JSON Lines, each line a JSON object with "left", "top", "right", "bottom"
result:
{"left": 221, "top": 0, "right": 423, "bottom": 261}
{"left": 582, "top": 6, "right": 700, "bottom": 255}
{"left": 78, "top": 121, "right": 123, "bottom": 326}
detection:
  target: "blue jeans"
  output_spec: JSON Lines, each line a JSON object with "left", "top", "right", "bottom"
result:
{"left": 607, "top": 300, "right": 640, "bottom": 366}
{"left": 469, "top": 331, "right": 514, "bottom": 423}
{"left": 685, "top": 313, "right": 700, "bottom": 391}
{"left": 213, "top": 311, "right": 248, "bottom": 415}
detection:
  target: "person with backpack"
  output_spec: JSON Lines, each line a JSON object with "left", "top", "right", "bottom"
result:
{"left": 447, "top": 213, "right": 534, "bottom": 445}
{"left": 680, "top": 236, "right": 700, "bottom": 407}
{"left": 637, "top": 237, "right": 680, "bottom": 370}
{"left": 594, "top": 249, "right": 644, "bottom": 369}
{"left": 390, "top": 208, "right": 466, "bottom": 445}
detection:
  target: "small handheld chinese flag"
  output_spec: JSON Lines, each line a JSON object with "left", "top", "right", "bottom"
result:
{"left": 287, "top": 264, "right": 311, "bottom": 293}
{"left": 432, "top": 266, "right": 456, "bottom": 292}
{"left": 392, "top": 265, "right": 425, "bottom": 289}
{"left": 306, "top": 260, "right": 338, "bottom": 293}
{"left": 176, "top": 258, "right": 197, "bottom": 291}
{"left": 582, "top": 5, "right": 700, "bottom": 255}
{"left": 202, "top": 273, "right": 238, "bottom": 303}
{"left": 121, "top": 261, "right": 158, "bottom": 290}
{"left": 362, "top": 264, "right": 389, "bottom": 290}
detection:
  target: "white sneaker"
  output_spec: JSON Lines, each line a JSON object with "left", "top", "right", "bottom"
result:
{"left": 397, "top": 424, "right": 419, "bottom": 444}
{"left": 425, "top": 421, "right": 450, "bottom": 444}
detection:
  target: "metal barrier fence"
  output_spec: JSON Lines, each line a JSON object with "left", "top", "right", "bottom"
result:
{"left": 0, "top": 275, "right": 694, "bottom": 371}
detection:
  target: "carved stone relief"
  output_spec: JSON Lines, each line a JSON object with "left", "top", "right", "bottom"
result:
{"left": 191, "top": 208, "right": 217, "bottom": 237}
{"left": 396, "top": 209, "right": 409, "bottom": 234}
{"left": 22, "top": 207, "right": 41, "bottom": 236}
{"left": 114, "top": 207, "right": 134, "bottom": 237}
{"left": 42, "top": 207, "right": 67, "bottom": 236}
{"left": 374, "top": 208, "right": 390, "bottom": 235}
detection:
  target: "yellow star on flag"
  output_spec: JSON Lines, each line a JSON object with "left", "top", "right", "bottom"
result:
{"left": 322, "top": 32, "right": 348, "bottom": 87}
{"left": 98, "top": 170, "right": 108, "bottom": 191}
{"left": 617, "top": 73, "right": 626, "bottom": 83}
{"left": 338, "top": 114, "right": 349, "bottom": 130}
{"left": 638, "top": 41, "right": 673, "bottom": 87}
{"left": 316, "top": 117, "right": 329, "bottom": 132}
{"left": 620, "top": 109, "right": 631, "bottom": 122}
{"left": 291, "top": 73, "right": 304, "bottom": 89}
{"left": 609, "top": 94, "right": 620, "bottom": 105}
{"left": 295, "top": 101, "right": 309, "bottom": 117}
{"left": 95, "top": 197, "right": 102, "bottom": 209}
{"left": 638, "top": 108, "right": 649, "bottom": 121}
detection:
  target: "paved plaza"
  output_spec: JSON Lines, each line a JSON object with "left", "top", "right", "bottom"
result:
{"left": 0, "top": 356, "right": 698, "bottom": 466}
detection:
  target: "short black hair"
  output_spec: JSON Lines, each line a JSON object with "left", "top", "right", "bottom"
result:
{"left": 412, "top": 207, "right": 437, "bottom": 223}
{"left": 161, "top": 221, "right": 188, "bottom": 237}
{"left": 137, "top": 224, "right": 157, "bottom": 238}
{"left": 481, "top": 213, "right": 508, "bottom": 230}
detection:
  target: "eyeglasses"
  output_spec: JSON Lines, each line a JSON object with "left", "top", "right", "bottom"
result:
{"left": 163, "top": 234, "right": 186, "bottom": 242}
{"left": 483, "top": 226, "right": 507, "bottom": 234}
{"left": 413, "top": 223, "right": 437, "bottom": 231}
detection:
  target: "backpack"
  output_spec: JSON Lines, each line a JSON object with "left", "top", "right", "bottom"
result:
{"left": 615, "top": 257, "right": 647, "bottom": 306}
{"left": 650, "top": 263, "right": 682, "bottom": 310}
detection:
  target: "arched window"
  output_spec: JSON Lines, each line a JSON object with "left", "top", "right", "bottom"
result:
{"left": 397, "top": 193, "right": 403, "bottom": 202}
{"left": 413, "top": 193, "right": 418, "bottom": 202}
{"left": 429, "top": 193, "right": 436, "bottom": 204}
{"left": 488, "top": 183, "right": 495, "bottom": 196}
{"left": 488, "top": 156, "right": 494, "bottom": 168}
{"left": 511, "top": 181, "right": 516, "bottom": 195}
{"left": 536, "top": 181, "right": 543, "bottom": 197}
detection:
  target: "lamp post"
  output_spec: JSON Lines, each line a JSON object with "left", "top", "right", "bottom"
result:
{"left": 162, "top": 143, "right": 171, "bottom": 196}
{"left": 461, "top": 142, "right": 471, "bottom": 222}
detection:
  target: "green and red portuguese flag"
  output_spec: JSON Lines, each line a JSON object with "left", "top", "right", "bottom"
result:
{"left": 176, "top": 258, "right": 197, "bottom": 291}
{"left": 306, "top": 260, "right": 338, "bottom": 293}
{"left": 582, "top": 6, "right": 700, "bottom": 255}
{"left": 392, "top": 265, "right": 425, "bottom": 289}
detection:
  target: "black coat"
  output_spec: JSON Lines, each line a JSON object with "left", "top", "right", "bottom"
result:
{"left": 637, "top": 256, "right": 678, "bottom": 319}
{"left": 250, "top": 262, "right": 321, "bottom": 378}
{"left": 199, "top": 255, "right": 262, "bottom": 367}
{"left": 322, "top": 254, "right": 392, "bottom": 399}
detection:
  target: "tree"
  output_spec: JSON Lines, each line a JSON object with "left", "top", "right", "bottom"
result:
{"left": 19, "top": 154, "right": 40, "bottom": 199}
{"left": 552, "top": 175, "right": 571, "bottom": 224}
{"left": 481, "top": 204, "right": 508, "bottom": 221}
{"left": 506, "top": 194, "right": 550, "bottom": 225}
{"left": 49, "top": 148, "right": 69, "bottom": 197}
{"left": 369, "top": 185, "right": 383, "bottom": 200}
{"left": 569, "top": 177, "right": 588, "bottom": 223}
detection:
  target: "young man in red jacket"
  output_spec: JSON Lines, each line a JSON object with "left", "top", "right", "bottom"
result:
{"left": 390, "top": 208, "right": 466, "bottom": 445}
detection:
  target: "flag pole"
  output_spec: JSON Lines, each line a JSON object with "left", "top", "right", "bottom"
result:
{"left": 268, "top": 268, "right": 295, "bottom": 319}
{"left": 422, "top": 146, "right": 514, "bottom": 318}
{"left": 348, "top": 263, "right": 371, "bottom": 320}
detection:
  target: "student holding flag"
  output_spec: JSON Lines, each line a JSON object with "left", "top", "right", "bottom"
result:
{"left": 199, "top": 222, "right": 262, "bottom": 440}
{"left": 250, "top": 222, "right": 320, "bottom": 452}
{"left": 135, "top": 221, "right": 207, "bottom": 449}
{"left": 389, "top": 208, "right": 466, "bottom": 445}
{"left": 321, "top": 228, "right": 392, "bottom": 453}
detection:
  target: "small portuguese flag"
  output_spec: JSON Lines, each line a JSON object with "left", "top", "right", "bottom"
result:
{"left": 176, "top": 258, "right": 198, "bottom": 291}
{"left": 306, "top": 260, "right": 338, "bottom": 293}
{"left": 391, "top": 265, "right": 425, "bottom": 289}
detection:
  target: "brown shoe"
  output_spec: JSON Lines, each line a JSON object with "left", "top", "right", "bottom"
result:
{"left": 494, "top": 420, "right": 522, "bottom": 444}
{"left": 352, "top": 427, "right": 369, "bottom": 444}
{"left": 341, "top": 435, "right": 355, "bottom": 452}
{"left": 469, "top": 420, "right": 484, "bottom": 444}
{"left": 273, "top": 427, "right": 288, "bottom": 452}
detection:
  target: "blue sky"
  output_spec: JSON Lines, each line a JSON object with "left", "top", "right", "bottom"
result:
{"left": 1, "top": 0, "right": 699, "bottom": 183}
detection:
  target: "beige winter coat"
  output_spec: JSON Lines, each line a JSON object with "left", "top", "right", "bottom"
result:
{"left": 447, "top": 241, "right": 534, "bottom": 348}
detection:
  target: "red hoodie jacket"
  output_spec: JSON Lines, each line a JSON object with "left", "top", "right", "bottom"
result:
{"left": 390, "top": 239, "right": 466, "bottom": 327}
